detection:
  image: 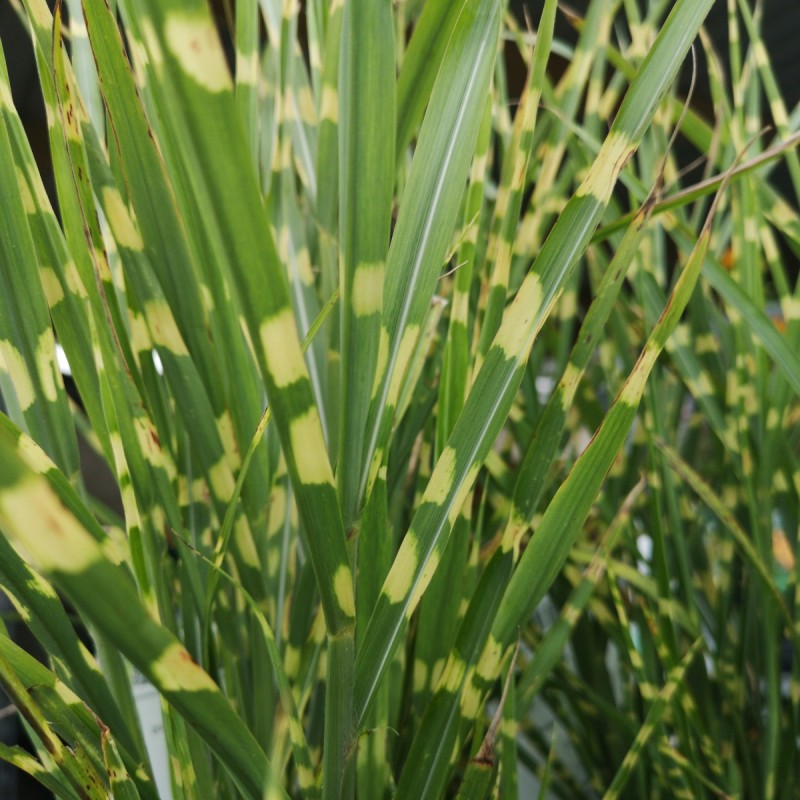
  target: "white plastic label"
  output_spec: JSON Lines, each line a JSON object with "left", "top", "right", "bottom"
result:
{"left": 132, "top": 672, "right": 173, "bottom": 800}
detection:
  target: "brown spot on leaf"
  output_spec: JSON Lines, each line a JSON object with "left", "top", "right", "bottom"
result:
{"left": 721, "top": 247, "right": 734, "bottom": 270}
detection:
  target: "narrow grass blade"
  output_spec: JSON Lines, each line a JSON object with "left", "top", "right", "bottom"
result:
{"left": 0, "top": 742, "right": 81, "bottom": 800}
{"left": 0, "top": 634, "right": 166, "bottom": 800}
{"left": 0, "top": 38, "right": 109, "bottom": 464}
{"left": 493, "top": 162, "right": 721, "bottom": 653}
{"left": 517, "top": 480, "right": 645, "bottom": 703}
{"left": 0, "top": 56, "right": 78, "bottom": 478}
{"left": 0, "top": 645, "right": 108, "bottom": 800}
{"left": 90, "top": 0, "right": 354, "bottom": 636}
{"left": 337, "top": 0, "right": 395, "bottom": 526}
{"left": 235, "top": 0, "right": 260, "bottom": 165}
{"left": 602, "top": 639, "right": 703, "bottom": 800}
{"left": 395, "top": 0, "right": 465, "bottom": 156}
{"left": 474, "top": 0, "right": 555, "bottom": 372}
{"left": 354, "top": 0, "right": 714, "bottom": 728}
{"left": 359, "top": 0, "right": 503, "bottom": 511}
{"left": 436, "top": 92, "right": 493, "bottom": 452}
{"left": 657, "top": 438, "right": 797, "bottom": 642}
{"left": 0, "top": 532, "right": 146, "bottom": 766}
{"left": 101, "top": 729, "right": 142, "bottom": 800}
{"left": 0, "top": 443, "right": 284, "bottom": 800}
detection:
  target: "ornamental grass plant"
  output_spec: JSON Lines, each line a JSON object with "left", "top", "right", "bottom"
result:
{"left": 0, "top": 0, "right": 798, "bottom": 797}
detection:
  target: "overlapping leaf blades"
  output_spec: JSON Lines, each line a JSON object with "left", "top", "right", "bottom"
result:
{"left": 0, "top": 0, "right": 797, "bottom": 798}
